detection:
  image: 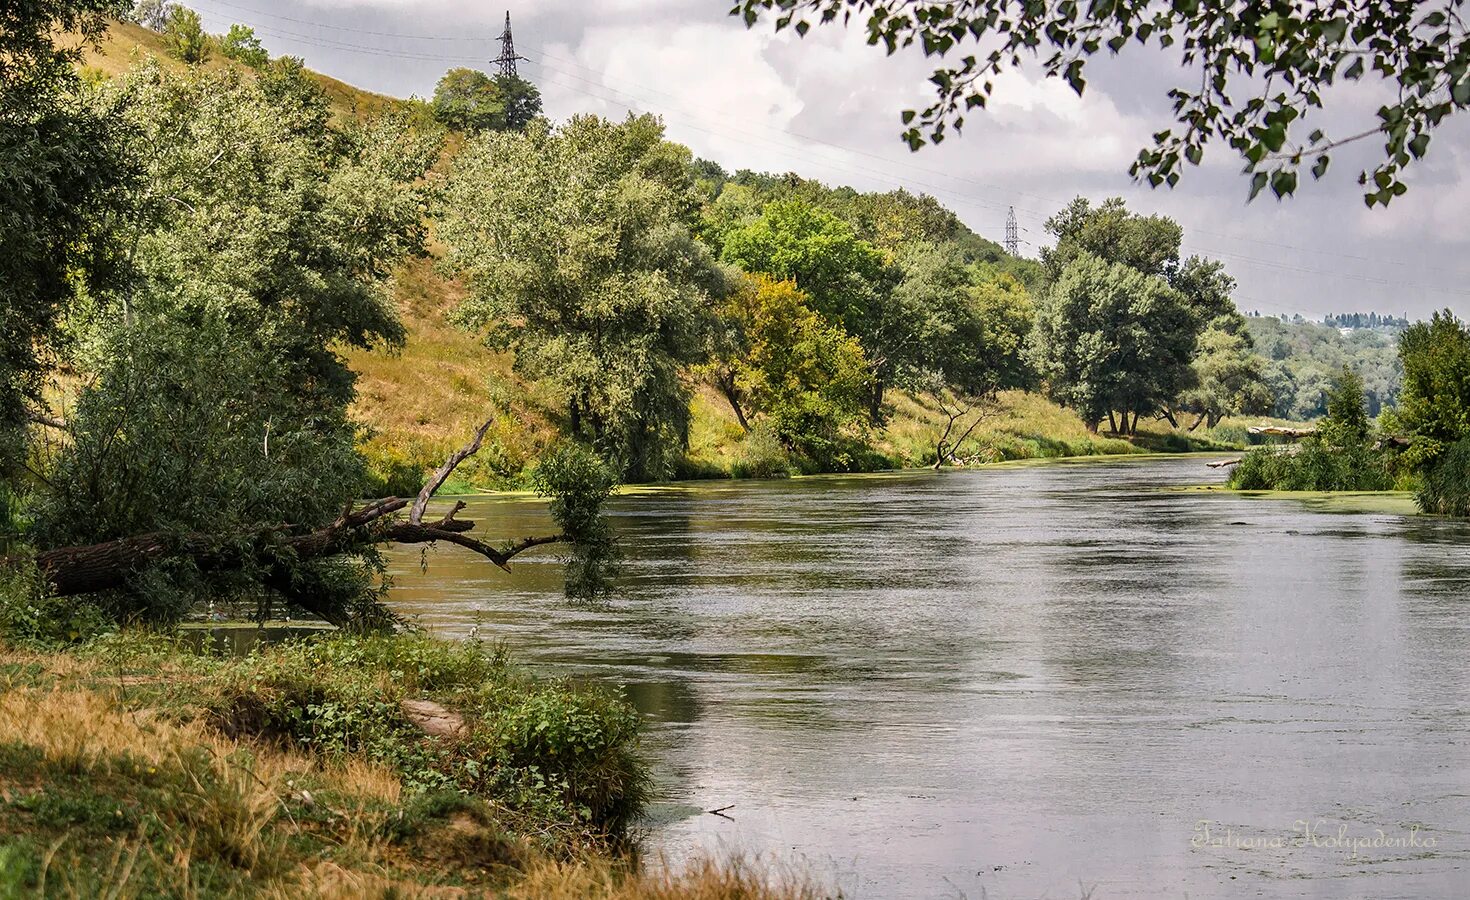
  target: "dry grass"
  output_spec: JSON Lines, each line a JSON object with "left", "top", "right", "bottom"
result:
{"left": 78, "top": 21, "right": 407, "bottom": 122}
{"left": 344, "top": 256, "right": 562, "bottom": 489}
{"left": 508, "top": 855, "right": 836, "bottom": 900}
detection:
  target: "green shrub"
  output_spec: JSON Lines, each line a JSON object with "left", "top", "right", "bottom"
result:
{"left": 1418, "top": 437, "right": 1470, "bottom": 516}
{"left": 1229, "top": 439, "right": 1394, "bottom": 491}
{"left": 0, "top": 555, "right": 111, "bottom": 647}
{"left": 729, "top": 426, "right": 793, "bottom": 479}
{"left": 1229, "top": 368, "right": 1395, "bottom": 492}
{"left": 206, "top": 633, "right": 647, "bottom": 840}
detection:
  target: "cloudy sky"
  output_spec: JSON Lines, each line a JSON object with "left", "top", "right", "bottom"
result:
{"left": 185, "top": 0, "right": 1470, "bottom": 320}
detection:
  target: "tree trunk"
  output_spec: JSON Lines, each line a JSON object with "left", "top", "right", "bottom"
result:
{"left": 716, "top": 371, "right": 751, "bottom": 432}
{"left": 1160, "top": 407, "right": 1179, "bottom": 428}
{"left": 1130, "top": 410, "right": 1140, "bottom": 434}
{"left": 1188, "top": 411, "right": 1207, "bottom": 432}
{"left": 1107, "top": 411, "right": 1118, "bottom": 433}
{"left": 868, "top": 378, "right": 885, "bottom": 424}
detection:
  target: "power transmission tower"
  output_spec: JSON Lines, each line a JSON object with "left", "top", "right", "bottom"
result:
{"left": 494, "top": 12, "right": 526, "bottom": 78}
{"left": 1004, "top": 206, "right": 1019, "bottom": 256}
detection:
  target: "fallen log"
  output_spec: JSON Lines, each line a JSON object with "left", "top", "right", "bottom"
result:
{"left": 1206, "top": 458, "right": 1242, "bottom": 469}
{"left": 9, "top": 418, "right": 567, "bottom": 626}
{"left": 1247, "top": 425, "right": 1316, "bottom": 439}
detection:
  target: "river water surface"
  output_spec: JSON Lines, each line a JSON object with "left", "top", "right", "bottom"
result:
{"left": 386, "top": 456, "right": 1470, "bottom": 898}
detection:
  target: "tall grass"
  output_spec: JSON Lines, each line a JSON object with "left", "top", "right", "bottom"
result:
{"left": 1418, "top": 437, "right": 1470, "bottom": 515}
{"left": 1228, "top": 440, "right": 1395, "bottom": 491}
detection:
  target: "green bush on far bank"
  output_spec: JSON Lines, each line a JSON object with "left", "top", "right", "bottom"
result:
{"left": 1418, "top": 437, "right": 1470, "bottom": 516}
{"left": 1229, "top": 368, "right": 1397, "bottom": 492}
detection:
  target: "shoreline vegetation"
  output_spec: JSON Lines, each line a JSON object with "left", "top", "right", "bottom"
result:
{"left": 0, "top": 629, "right": 827, "bottom": 898}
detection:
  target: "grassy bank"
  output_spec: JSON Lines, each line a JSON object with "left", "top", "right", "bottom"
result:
{"left": 0, "top": 630, "right": 822, "bottom": 898}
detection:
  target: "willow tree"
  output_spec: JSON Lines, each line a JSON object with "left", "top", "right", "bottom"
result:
{"left": 7, "top": 60, "right": 448, "bottom": 627}
{"left": 1032, "top": 253, "right": 1197, "bottom": 434}
{"left": 441, "top": 114, "right": 731, "bottom": 481}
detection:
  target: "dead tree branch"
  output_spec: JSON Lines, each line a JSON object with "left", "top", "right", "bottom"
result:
{"left": 411, "top": 418, "right": 493, "bottom": 525}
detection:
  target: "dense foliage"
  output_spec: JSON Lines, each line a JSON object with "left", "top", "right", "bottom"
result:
{"left": 1245, "top": 314, "right": 1402, "bottom": 418}
{"left": 706, "top": 276, "right": 871, "bottom": 460}
{"left": 1395, "top": 312, "right": 1470, "bottom": 468}
{"left": 441, "top": 114, "right": 730, "bottom": 482}
{"left": 1, "top": 0, "right": 133, "bottom": 472}
{"left": 23, "top": 61, "right": 439, "bottom": 624}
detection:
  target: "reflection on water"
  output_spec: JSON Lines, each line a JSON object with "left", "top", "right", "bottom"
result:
{"left": 385, "top": 458, "right": 1470, "bottom": 898}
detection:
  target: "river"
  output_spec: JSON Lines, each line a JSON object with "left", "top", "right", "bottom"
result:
{"left": 385, "top": 456, "right": 1470, "bottom": 898}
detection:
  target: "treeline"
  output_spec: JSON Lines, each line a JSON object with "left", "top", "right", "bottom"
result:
{"left": 1322, "top": 311, "right": 1409, "bottom": 331}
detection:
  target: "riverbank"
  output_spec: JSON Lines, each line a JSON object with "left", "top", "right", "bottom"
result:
{"left": 0, "top": 629, "right": 821, "bottom": 898}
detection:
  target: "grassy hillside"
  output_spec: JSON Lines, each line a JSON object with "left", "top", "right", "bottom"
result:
{"left": 80, "top": 20, "right": 1263, "bottom": 491}
{"left": 79, "top": 21, "right": 408, "bottom": 120}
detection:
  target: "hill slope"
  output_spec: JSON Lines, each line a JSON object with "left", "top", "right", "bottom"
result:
{"left": 80, "top": 21, "right": 1251, "bottom": 488}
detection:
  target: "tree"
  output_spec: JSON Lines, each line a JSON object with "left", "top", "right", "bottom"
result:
{"left": 735, "top": 1, "right": 1467, "bottom": 206}
{"left": 721, "top": 200, "right": 901, "bottom": 419}
{"left": 706, "top": 276, "right": 870, "bottom": 455}
{"left": 1, "top": 0, "right": 133, "bottom": 477}
{"left": 1321, "top": 366, "right": 1371, "bottom": 444}
{"left": 1180, "top": 319, "right": 1272, "bottom": 429}
{"left": 440, "top": 114, "right": 729, "bottom": 481}
{"left": 1042, "top": 197, "right": 1182, "bottom": 284}
{"left": 495, "top": 74, "right": 542, "bottom": 131}
{"left": 891, "top": 243, "right": 1033, "bottom": 398}
{"left": 24, "top": 62, "right": 441, "bottom": 625}
{"left": 1396, "top": 311, "right": 1470, "bottom": 469}
{"left": 848, "top": 188, "right": 965, "bottom": 254}
{"left": 1172, "top": 256, "right": 1245, "bottom": 330}
{"left": 1032, "top": 253, "right": 1197, "bottom": 433}
{"left": 161, "top": 5, "right": 210, "bottom": 64}
{"left": 431, "top": 68, "right": 503, "bottom": 133}
{"left": 129, "top": 0, "right": 171, "bottom": 30}
{"left": 219, "top": 23, "right": 268, "bottom": 68}
{"left": 431, "top": 69, "right": 542, "bottom": 134}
